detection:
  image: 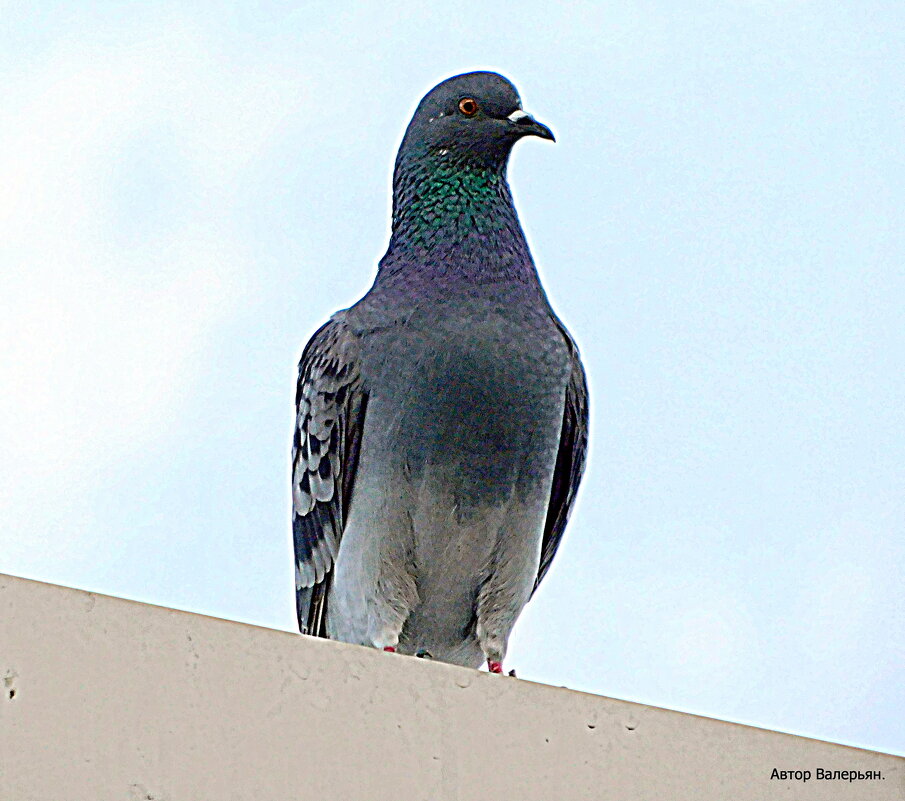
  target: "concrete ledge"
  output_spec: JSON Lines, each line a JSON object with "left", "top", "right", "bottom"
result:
{"left": 0, "top": 573, "right": 901, "bottom": 800}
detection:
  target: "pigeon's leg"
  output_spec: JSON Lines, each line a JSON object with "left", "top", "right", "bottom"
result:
{"left": 475, "top": 616, "right": 514, "bottom": 674}
{"left": 484, "top": 659, "right": 518, "bottom": 676}
{"left": 328, "top": 499, "right": 419, "bottom": 655}
{"left": 474, "top": 505, "right": 544, "bottom": 675}
{"left": 371, "top": 622, "right": 404, "bottom": 653}
{"left": 367, "top": 592, "right": 415, "bottom": 653}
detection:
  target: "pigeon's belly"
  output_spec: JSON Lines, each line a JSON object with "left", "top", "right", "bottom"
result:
{"left": 327, "top": 305, "right": 570, "bottom": 665}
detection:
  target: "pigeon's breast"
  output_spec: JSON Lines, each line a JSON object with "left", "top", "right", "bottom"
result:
{"left": 354, "top": 296, "right": 571, "bottom": 506}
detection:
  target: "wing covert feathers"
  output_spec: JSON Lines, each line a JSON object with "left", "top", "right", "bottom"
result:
{"left": 292, "top": 318, "right": 366, "bottom": 635}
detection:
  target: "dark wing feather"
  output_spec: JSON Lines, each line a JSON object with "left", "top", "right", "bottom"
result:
{"left": 534, "top": 335, "right": 589, "bottom": 593}
{"left": 292, "top": 317, "right": 367, "bottom": 636}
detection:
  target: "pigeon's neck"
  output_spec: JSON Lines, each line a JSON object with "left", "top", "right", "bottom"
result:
{"left": 376, "top": 151, "right": 539, "bottom": 289}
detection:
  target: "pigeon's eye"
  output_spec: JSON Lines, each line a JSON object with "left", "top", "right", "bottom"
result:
{"left": 458, "top": 97, "right": 479, "bottom": 117}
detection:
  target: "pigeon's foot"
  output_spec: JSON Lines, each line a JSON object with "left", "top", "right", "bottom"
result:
{"left": 383, "top": 646, "right": 397, "bottom": 653}
{"left": 487, "top": 660, "right": 504, "bottom": 674}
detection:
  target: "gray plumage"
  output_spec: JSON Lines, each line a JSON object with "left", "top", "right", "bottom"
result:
{"left": 292, "top": 71, "right": 588, "bottom": 669}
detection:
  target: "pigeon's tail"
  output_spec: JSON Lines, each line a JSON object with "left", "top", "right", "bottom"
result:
{"left": 296, "top": 586, "right": 313, "bottom": 633}
{"left": 296, "top": 580, "right": 329, "bottom": 637}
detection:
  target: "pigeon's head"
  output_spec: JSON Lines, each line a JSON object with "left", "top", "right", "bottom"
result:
{"left": 399, "top": 71, "right": 554, "bottom": 170}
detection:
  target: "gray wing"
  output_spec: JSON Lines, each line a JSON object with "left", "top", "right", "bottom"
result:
{"left": 534, "top": 336, "right": 589, "bottom": 592}
{"left": 292, "top": 317, "right": 367, "bottom": 636}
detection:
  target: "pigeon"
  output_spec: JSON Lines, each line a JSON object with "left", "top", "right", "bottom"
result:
{"left": 292, "top": 71, "right": 588, "bottom": 674}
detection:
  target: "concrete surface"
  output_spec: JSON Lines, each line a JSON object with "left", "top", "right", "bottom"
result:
{"left": 0, "top": 572, "right": 901, "bottom": 800}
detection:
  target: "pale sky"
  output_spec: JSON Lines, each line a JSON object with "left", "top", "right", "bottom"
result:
{"left": 1, "top": 2, "right": 902, "bottom": 755}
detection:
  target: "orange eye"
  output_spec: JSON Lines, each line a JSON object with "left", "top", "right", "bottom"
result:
{"left": 458, "top": 97, "right": 479, "bottom": 116}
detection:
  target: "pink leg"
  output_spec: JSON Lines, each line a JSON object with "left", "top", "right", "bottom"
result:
{"left": 487, "top": 659, "right": 503, "bottom": 674}
{"left": 383, "top": 646, "right": 396, "bottom": 653}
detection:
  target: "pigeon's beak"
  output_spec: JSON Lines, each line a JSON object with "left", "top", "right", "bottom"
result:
{"left": 507, "top": 109, "right": 556, "bottom": 142}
